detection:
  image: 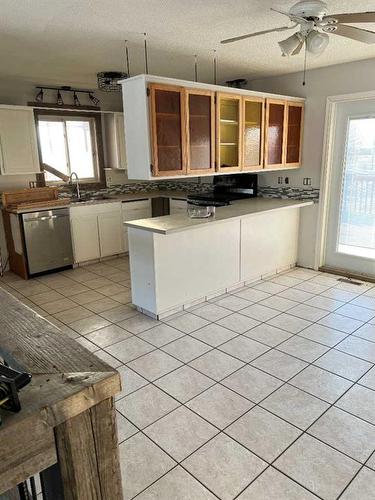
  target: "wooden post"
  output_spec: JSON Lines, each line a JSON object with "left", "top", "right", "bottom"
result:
{"left": 55, "top": 398, "right": 123, "bottom": 500}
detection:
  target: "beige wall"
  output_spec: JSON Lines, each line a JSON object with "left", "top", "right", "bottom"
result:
{"left": 247, "top": 56, "right": 375, "bottom": 268}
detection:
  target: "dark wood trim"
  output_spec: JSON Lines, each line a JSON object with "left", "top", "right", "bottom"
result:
{"left": 33, "top": 109, "right": 106, "bottom": 188}
{"left": 1, "top": 210, "right": 29, "bottom": 279}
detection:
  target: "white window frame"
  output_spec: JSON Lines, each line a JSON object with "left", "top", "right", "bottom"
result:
{"left": 317, "top": 90, "right": 375, "bottom": 271}
{"left": 37, "top": 114, "right": 100, "bottom": 184}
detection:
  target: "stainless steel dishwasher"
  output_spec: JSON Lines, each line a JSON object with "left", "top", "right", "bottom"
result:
{"left": 22, "top": 207, "right": 74, "bottom": 275}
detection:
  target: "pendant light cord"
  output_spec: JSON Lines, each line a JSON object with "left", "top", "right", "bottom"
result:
{"left": 303, "top": 42, "right": 307, "bottom": 86}
{"left": 125, "top": 40, "right": 131, "bottom": 77}
{"left": 144, "top": 33, "right": 149, "bottom": 74}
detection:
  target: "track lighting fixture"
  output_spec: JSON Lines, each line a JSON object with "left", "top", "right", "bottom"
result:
{"left": 34, "top": 86, "right": 100, "bottom": 107}
{"left": 89, "top": 93, "right": 100, "bottom": 106}
{"left": 56, "top": 90, "right": 64, "bottom": 106}
{"left": 73, "top": 91, "right": 80, "bottom": 106}
{"left": 35, "top": 88, "right": 44, "bottom": 102}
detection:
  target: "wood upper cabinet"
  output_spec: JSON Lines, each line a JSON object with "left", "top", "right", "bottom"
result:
{"left": 122, "top": 76, "right": 305, "bottom": 179}
{"left": 149, "top": 83, "right": 187, "bottom": 176}
{"left": 285, "top": 101, "right": 304, "bottom": 167}
{"left": 264, "top": 98, "right": 304, "bottom": 169}
{"left": 185, "top": 89, "right": 215, "bottom": 175}
{"left": 216, "top": 93, "right": 242, "bottom": 172}
{"left": 242, "top": 97, "right": 264, "bottom": 171}
{"left": 264, "top": 99, "right": 286, "bottom": 169}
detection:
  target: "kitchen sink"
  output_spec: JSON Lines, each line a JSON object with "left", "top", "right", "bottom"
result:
{"left": 71, "top": 195, "right": 113, "bottom": 203}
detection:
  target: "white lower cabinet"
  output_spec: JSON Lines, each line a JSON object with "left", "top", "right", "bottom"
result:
{"left": 70, "top": 202, "right": 124, "bottom": 264}
{"left": 70, "top": 213, "right": 100, "bottom": 263}
{"left": 122, "top": 199, "right": 152, "bottom": 253}
{"left": 98, "top": 210, "right": 124, "bottom": 257}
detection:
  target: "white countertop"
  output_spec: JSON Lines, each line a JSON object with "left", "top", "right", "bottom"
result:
{"left": 125, "top": 198, "right": 314, "bottom": 235}
{"left": 5, "top": 190, "right": 189, "bottom": 214}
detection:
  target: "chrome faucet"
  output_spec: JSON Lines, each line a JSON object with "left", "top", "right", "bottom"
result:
{"left": 69, "top": 172, "right": 81, "bottom": 199}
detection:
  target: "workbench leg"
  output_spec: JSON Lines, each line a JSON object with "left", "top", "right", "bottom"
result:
{"left": 54, "top": 397, "right": 123, "bottom": 500}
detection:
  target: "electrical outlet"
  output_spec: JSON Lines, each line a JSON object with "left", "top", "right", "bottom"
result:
{"left": 285, "top": 177, "right": 289, "bottom": 184}
{"left": 303, "top": 177, "right": 312, "bottom": 186}
{"left": 278, "top": 177, "right": 283, "bottom": 184}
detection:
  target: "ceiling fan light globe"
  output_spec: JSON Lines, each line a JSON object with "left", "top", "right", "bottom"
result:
{"left": 278, "top": 33, "right": 304, "bottom": 56}
{"left": 307, "top": 30, "right": 329, "bottom": 55}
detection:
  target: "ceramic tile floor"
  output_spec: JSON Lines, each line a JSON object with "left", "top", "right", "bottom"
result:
{"left": 1, "top": 258, "right": 375, "bottom": 499}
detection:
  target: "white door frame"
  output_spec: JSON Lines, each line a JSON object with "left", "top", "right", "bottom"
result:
{"left": 316, "top": 90, "right": 375, "bottom": 271}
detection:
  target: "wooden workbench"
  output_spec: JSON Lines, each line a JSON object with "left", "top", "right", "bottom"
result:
{"left": 0, "top": 287, "right": 123, "bottom": 499}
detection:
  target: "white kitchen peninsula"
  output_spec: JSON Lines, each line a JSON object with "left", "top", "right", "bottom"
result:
{"left": 125, "top": 198, "right": 313, "bottom": 319}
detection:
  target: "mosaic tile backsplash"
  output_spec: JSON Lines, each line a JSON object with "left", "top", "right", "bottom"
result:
{"left": 61, "top": 180, "right": 319, "bottom": 202}
{"left": 60, "top": 180, "right": 214, "bottom": 198}
{"left": 258, "top": 186, "right": 320, "bottom": 202}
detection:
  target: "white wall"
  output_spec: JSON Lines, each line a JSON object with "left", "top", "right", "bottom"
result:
{"left": 248, "top": 56, "right": 375, "bottom": 268}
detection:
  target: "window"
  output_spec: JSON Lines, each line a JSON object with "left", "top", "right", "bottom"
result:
{"left": 337, "top": 117, "right": 375, "bottom": 259}
{"left": 37, "top": 114, "right": 101, "bottom": 183}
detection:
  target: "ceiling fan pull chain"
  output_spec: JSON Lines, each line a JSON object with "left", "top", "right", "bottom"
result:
{"left": 144, "top": 32, "right": 149, "bottom": 74}
{"left": 213, "top": 50, "right": 218, "bottom": 85}
{"left": 303, "top": 42, "right": 307, "bottom": 86}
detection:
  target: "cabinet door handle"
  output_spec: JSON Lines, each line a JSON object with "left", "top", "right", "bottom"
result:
{"left": 0, "top": 135, "right": 5, "bottom": 174}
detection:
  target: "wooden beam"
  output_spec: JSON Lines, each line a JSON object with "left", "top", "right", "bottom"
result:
{"left": 55, "top": 398, "right": 123, "bottom": 500}
{"left": 0, "top": 288, "right": 122, "bottom": 496}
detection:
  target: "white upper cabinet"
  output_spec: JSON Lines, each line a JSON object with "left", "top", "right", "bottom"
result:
{"left": 104, "top": 112, "right": 127, "bottom": 170}
{"left": 0, "top": 107, "right": 40, "bottom": 175}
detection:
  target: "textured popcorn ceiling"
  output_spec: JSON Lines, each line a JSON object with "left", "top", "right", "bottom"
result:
{"left": 1, "top": 0, "right": 375, "bottom": 87}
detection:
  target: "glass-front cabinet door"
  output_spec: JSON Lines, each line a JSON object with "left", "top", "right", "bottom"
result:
{"left": 186, "top": 89, "right": 215, "bottom": 175}
{"left": 242, "top": 97, "right": 264, "bottom": 170}
{"left": 149, "top": 84, "right": 187, "bottom": 176}
{"left": 264, "top": 99, "right": 286, "bottom": 168}
{"left": 285, "top": 101, "right": 304, "bottom": 167}
{"left": 216, "top": 93, "right": 242, "bottom": 172}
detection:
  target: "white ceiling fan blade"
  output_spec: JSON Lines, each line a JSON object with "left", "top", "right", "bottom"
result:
{"left": 326, "top": 24, "right": 375, "bottom": 44}
{"left": 221, "top": 25, "right": 294, "bottom": 45}
{"left": 325, "top": 12, "right": 375, "bottom": 24}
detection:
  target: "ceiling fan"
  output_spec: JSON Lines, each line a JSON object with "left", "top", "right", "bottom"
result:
{"left": 221, "top": 0, "right": 375, "bottom": 57}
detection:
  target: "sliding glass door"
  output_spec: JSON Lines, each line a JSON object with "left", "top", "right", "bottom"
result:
{"left": 325, "top": 99, "right": 375, "bottom": 277}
